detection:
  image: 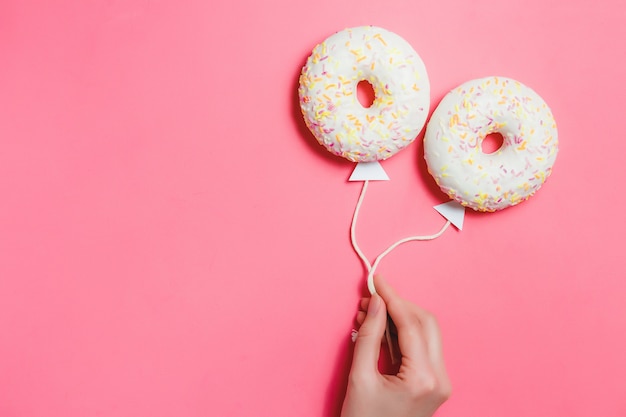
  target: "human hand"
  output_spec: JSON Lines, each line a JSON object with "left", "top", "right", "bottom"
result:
{"left": 341, "top": 275, "right": 451, "bottom": 417}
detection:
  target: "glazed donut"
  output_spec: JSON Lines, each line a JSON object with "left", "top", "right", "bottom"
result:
{"left": 424, "top": 76, "right": 558, "bottom": 212}
{"left": 298, "top": 26, "right": 430, "bottom": 162}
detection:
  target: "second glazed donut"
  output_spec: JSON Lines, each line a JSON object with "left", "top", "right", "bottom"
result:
{"left": 424, "top": 77, "right": 558, "bottom": 212}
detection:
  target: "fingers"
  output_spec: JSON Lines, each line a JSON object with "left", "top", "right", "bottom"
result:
{"left": 369, "top": 275, "right": 452, "bottom": 401}
{"left": 355, "top": 298, "right": 370, "bottom": 326}
{"left": 356, "top": 310, "right": 366, "bottom": 326}
{"left": 374, "top": 275, "right": 428, "bottom": 361}
{"left": 356, "top": 299, "right": 396, "bottom": 343}
{"left": 373, "top": 275, "right": 444, "bottom": 378}
{"left": 351, "top": 293, "right": 387, "bottom": 378}
{"left": 415, "top": 309, "right": 446, "bottom": 374}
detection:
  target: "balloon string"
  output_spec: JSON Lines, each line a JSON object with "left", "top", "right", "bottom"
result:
{"left": 350, "top": 180, "right": 372, "bottom": 272}
{"left": 349, "top": 180, "right": 452, "bottom": 294}
{"left": 365, "top": 220, "right": 450, "bottom": 294}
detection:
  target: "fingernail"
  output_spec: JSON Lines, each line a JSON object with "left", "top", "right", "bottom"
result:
{"left": 368, "top": 293, "right": 381, "bottom": 316}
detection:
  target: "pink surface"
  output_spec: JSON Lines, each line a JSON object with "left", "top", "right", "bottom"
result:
{"left": 1, "top": 1, "right": 625, "bottom": 416}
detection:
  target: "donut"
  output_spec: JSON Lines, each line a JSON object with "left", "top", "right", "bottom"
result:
{"left": 424, "top": 76, "right": 558, "bottom": 212}
{"left": 298, "top": 26, "right": 430, "bottom": 162}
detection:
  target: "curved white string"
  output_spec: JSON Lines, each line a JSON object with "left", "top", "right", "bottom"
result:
{"left": 349, "top": 180, "right": 452, "bottom": 294}
{"left": 350, "top": 180, "right": 372, "bottom": 272}
{"left": 366, "top": 220, "right": 451, "bottom": 294}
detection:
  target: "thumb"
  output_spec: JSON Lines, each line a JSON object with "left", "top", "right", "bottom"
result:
{"left": 351, "top": 293, "right": 387, "bottom": 377}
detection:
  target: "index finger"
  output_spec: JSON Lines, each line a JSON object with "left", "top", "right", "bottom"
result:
{"left": 374, "top": 276, "right": 432, "bottom": 371}
{"left": 375, "top": 275, "right": 448, "bottom": 378}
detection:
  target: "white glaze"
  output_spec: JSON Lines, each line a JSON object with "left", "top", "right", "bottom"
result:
{"left": 424, "top": 76, "right": 558, "bottom": 211}
{"left": 299, "top": 26, "right": 430, "bottom": 162}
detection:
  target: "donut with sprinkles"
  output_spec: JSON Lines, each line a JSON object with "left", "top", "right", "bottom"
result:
{"left": 424, "top": 76, "right": 558, "bottom": 212}
{"left": 298, "top": 26, "right": 430, "bottom": 162}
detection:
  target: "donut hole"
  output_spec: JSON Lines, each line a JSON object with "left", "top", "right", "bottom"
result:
{"left": 481, "top": 132, "right": 504, "bottom": 154}
{"left": 356, "top": 80, "right": 376, "bottom": 108}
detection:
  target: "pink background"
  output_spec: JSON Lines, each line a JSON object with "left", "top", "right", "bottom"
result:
{"left": 1, "top": 0, "right": 625, "bottom": 416}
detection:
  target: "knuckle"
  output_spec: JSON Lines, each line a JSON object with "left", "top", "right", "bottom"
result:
{"left": 408, "top": 372, "right": 438, "bottom": 397}
{"left": 437, "top": 379, "right": 453, "bottom": 401}
{"left": 386, "top": 297, "right": 403, "bottom": 314}
{"left": 347, "top": 370, "right": 377, "bottom": 392}
{"left": 347, "top": 370, "right": 366, "bottom": 387}
{"left": 356, "top": 322, "right": 376, "bottom": 338}
{"left": 418, "top": 308, "right": 436, "bottom": 325}
{"left": 408, "top": 372, "right": 451, "bottom": 402}
{"left": 424, "top": 311, "right": 437, "bottom": 324}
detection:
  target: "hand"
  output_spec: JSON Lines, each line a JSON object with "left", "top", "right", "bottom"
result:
{"left": 341, "top": 275, "right": 451, "bottom": 417}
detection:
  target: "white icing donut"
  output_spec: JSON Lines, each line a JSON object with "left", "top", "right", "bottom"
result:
{"left": 298, "top": 26, "right": 430, "bottom": 162}
{"left": 424, "top": 76, "right": 558, "bottom": 212}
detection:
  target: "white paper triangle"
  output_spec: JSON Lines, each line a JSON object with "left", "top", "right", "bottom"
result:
{"left": 434, "top": 201, "right": 466, "bottom": 230}
{"left": 349, "top": 162, "right": 389, "bottom": 181}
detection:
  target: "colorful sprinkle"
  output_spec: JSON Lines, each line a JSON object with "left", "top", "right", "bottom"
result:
{"left": 298, "top": 26, "right": 430, "bottom": 162}
{"left": 423, "top": 76, "right": 558, "bottom": 211}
